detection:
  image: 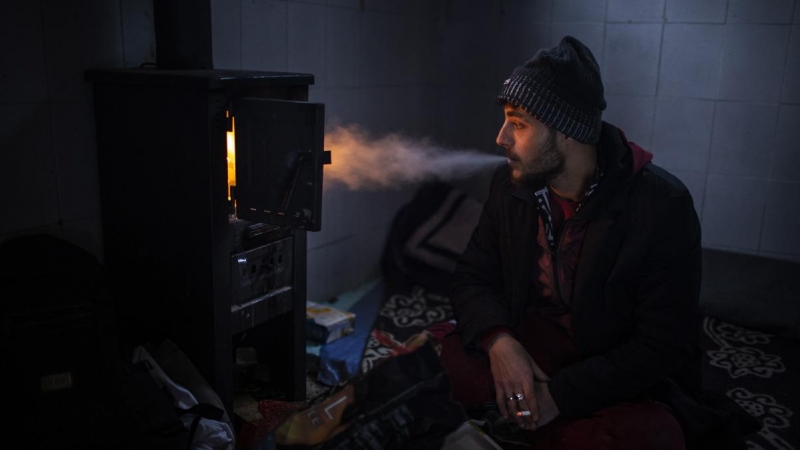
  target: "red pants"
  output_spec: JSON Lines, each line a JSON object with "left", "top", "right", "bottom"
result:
{"left": 436, "top": 314, "right": 686, "bottom": 450}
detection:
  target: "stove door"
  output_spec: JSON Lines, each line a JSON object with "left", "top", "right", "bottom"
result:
{"left": 233, "top": 98, "right": 329, "bottom": 231}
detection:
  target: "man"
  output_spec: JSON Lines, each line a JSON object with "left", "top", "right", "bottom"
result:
{"left": 439, "top": 36, "right": 751, "bottom": 449}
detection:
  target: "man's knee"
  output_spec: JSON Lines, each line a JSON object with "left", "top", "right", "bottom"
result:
{"left": 543, "top": 402, "right": 685, "bottom": 450}
{"left": 437, "top": 333, "right": 496, "bottom": 407}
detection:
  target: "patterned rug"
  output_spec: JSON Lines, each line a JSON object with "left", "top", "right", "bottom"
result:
{"left": 361, "top": 285, "right": 453, "bottom": 374}
{"left": 360, "top": 286, "right": 799, "bottom": 449}
{"left": 702, "top": 317, "right": 798, "bottom": 450}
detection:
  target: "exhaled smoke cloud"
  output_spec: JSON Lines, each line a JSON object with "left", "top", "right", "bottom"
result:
{"left": 323, "top": 124, "right": 505, "bottom": 191}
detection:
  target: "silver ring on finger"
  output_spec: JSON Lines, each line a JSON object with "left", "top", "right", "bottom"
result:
{"left": 507, "top": 393, "right": 524, "bottom": 402}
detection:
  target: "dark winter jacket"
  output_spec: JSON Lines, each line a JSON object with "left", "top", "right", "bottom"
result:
{"left": 451, "top": 122, "right": 751, "bottom": 448}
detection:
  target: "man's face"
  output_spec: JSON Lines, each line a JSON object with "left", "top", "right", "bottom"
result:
{"left": 496, "top": 104, "right": 564, "bottom": 187}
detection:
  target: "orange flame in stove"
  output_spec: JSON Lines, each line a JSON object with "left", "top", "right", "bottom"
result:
{"left": 227, "top": 114, "right": 236, "bottom": 201}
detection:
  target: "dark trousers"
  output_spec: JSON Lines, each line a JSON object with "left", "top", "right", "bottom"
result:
{"left": 436, "top": 313, "right": 687, "bottom": 450}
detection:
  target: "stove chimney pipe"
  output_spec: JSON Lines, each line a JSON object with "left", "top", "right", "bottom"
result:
{"left": 152, "top": 0, "right": 213, "bottom": 69}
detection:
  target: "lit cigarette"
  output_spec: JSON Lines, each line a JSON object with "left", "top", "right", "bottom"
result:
{"left": 516, "top": 411, "right": 531, "bottom": 417}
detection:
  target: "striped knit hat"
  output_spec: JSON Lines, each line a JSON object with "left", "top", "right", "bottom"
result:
{"left": 497, "top": 36, "right": 606, "bottom": 144}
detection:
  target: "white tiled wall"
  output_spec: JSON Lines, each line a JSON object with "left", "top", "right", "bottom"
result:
{"left": 665, "top": 0, "right": 728, "bottom": 23}
{"left": 607, "top": 0, "right": 665, "bottom": 23}
{"left": 718, "top": 25, "right": 791, "bottom": 103}
{"left": 603, "top": 24, "right": 662, "bottom": 96}
{"left": 709, "top": 102, "right": 779, "bottom": 178}
{"left": 0, "top": 103, "right": 59, "bottom": 235}
{"left": 121, "top": 0, "right": 157, "bottom": 68}
{"left": 773, "top": 105, "right": 800, "bottom": 181}
{"left": 42, "top": 0, "right": 124, "bottom": 102}
{"left": 603, "top": 94, "right": 656, "bottom": 149}
{"left": 0, "top": 1, "right": 49, "bottom": 104}
{"left": 658, "top": 24, "right": 725, "bottom": 99}
{"left": 541, "top": 0, "right": 800, "bottom": 261}
{"left": 727, "top": 0, "right": 795, "bottom": 24}
{"left": 51, "top": 100, "right": 101, "bottom": 222}
{"left": 241, "top": 1, "right": 288, "bottom": 71}
{"left": 553, "top": 0, "right": 608, "bottom": 22}
{"left": 784, "top": 27, "right": 800, "bottom": 103}
{"left": 0, "top": 0, "right": 145, "bottom": 260}
{"left": 210, "top": 0, "right": 241, "bottom": 69}
{"left": 2, "top": 0, "right": 799, "bottom": 310}
{"left": 702, "top": 174, "right": 768, "bottom": 252}
{"left": 652, "top": 98, "right": 715, "bottom": 172}
{"left": 287, "top": 2, "right": 327, "bottom": 85}
{"left": 761, "top": 180, "right": 800, "bottom": 257}
{"left": 325, "top": 7, "right": 362, "bottom": 87}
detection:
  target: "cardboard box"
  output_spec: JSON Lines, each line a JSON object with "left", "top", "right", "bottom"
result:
{"left": 306, "top": 302, "right": 356, "bottom": 344}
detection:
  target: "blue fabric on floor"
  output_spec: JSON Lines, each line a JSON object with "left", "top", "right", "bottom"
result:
{"left": 317, "top": 279, "right": 385, "bottom": 386}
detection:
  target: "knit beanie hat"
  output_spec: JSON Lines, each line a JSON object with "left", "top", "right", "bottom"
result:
{"left": 497, "top": 36, "right": 606, "bottom": 144}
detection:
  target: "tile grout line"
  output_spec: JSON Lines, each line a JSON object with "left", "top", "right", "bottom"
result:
{"left": 119, "top": 0, "right": 127, "bottom": 67}
{"left": 284, "top": 1, "right": 290, "bottom": 71}
{"left": 317, "top": 3, "right": 327, "bottom": 95}
{"left": 769, "top": 24, "right": 795, "bottom": 182}
{"left": 700, "top": 100, "right": 718, "bottom": 227}
{"left": 39, "top": 0, "right": 51, "bottom": 102}
{"left": 601, "top": 0, "right": 609, "bottom": 65}
{"left": 239, "top": 0, "right": 243, "bottom": 69}
{"left": 39, "top": 0, "right": 65, "bottom": 236}
{"left": 755, "top": 11, "right": 794, "bottom": 254}
{"left": 700, "top": 0, "right": 733, "bottom": 232}
{"left": 651, "top": 0, "right": 669, "bottom": 150}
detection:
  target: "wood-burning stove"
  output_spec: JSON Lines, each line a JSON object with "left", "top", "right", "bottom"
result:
{"left": 87, "top": 69, "right": 329, "bottom": 417}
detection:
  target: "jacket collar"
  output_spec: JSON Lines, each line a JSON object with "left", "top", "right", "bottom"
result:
{"left": 507, "top": 122, "right": 633, "bottom": 213}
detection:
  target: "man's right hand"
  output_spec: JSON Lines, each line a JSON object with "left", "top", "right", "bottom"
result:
{"left": 487, "top": 333, "right": 550, "bottom": 430}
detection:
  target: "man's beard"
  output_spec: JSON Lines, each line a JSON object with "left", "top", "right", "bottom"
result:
{"left": 511, "top": 130, "right": 565, "bottom": 188}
